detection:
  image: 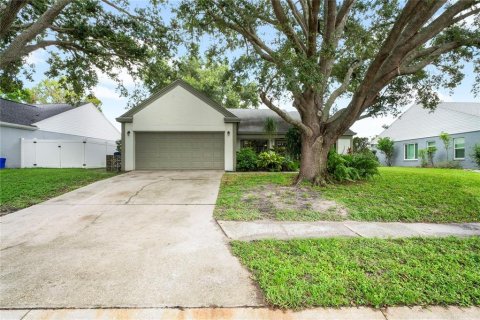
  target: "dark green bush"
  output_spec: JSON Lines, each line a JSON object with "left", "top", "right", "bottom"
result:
{"left": 236, "top": 148, "right": 258, "bottom": 171}
{"left": 285, "top": 127, "right": 302, "bottom": 160}
{"left": 281, "top": 156, "right": 299, "bottom": 171}
{"left": 327, "top": 150, "right": 379, "bottom": 182}
{"left": 472, "top": 144, "right": 480, "bottom": 168}
{"left": 257, "top": 150, "right": 284, "bottom": 172}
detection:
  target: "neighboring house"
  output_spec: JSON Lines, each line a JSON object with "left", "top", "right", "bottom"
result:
{"left": 116, "top": 79, "right": 355, "bottom": 171}
{"left": 372, "top": 102, "right": 480, "bottom": 169}
{"left": 0, "top": 99, "right": 120, "bottom": 168}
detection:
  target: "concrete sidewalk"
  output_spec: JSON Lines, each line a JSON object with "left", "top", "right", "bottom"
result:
{"left": 2, "top": 306, "right": 479, "bottom": 320}
{"left": 218, "top": 220, "right": 480, "bottom": 241}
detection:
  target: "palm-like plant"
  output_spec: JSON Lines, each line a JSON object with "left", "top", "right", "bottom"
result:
{"left": 264, "top": 117, "right": 277, "bottom": 149}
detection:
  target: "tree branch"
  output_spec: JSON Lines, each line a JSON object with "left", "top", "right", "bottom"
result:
{"left": 0, "top": 0, "right": 73, "bottom": 69}
{"left": 323, "top": 60, "right": 362, "bottom": 120}
{"left": 271, "top": 0, "right": 307, "bottom": 53}
{"left": 0, "top": 0, "right": 29, "bottom": 39}
{"left": 286, "top": 0, "right": 308, "bottom": 36}
{"left": 260, "top": 92, "right": 313, "bottom": 136}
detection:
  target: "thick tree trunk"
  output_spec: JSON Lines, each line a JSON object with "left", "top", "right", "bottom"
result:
{"left": 296, "top": 133, "right": 334, "bottom": 186}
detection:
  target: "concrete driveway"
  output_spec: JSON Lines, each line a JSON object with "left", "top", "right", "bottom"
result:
{"left": 0, "top": 171, "right": 263, "bottom": 308}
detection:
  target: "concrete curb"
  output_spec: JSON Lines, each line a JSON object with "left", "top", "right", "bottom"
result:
{"left": 1, "top": 306, "right": 479, "bottom": 320}
{"left": 217, "top": 220, "right": 480, "bottom": 240}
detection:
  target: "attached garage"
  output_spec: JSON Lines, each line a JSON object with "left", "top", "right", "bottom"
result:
{"left": 117, "top": 80, "right": 239, "bottom": 171}
{"left": 135, "top": 132, "right": 224, "bottom": 170}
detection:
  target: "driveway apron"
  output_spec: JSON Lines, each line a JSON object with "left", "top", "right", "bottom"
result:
{"left": 0, "top": 171, "right": 263, "bottom": 308}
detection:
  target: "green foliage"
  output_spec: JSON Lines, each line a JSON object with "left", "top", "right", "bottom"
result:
{"left": 1, "top": 1, "right": 170, "bottom": 98}
{"left": 427, "top": 146, "right": 437, "bottom": 166}
{"left": 440, "top": 132, "right": 451, "bottom": 161}
{"left": 263, "top": 117, "right": 277, "bottom": 143}
{"left": 236, "top": 148, "right": 258, "bottom": 171}
{"left": 3, "top": 78, "right": 103, "bottom": 108}
{"left": 419, "top": 148, "right": 428, "bottom": 167}
{"left": 352, "top": 137, "right": 370, "bottom": 153}
{"left": 472, "top": 144, "right": 480, "bottom": 168}
{"left": 285, "top": 127, "right": 302, "bottom": 160}
{"left": 376, "top": 137, "right": 395, "bottom": 166}
{"left": 436, "top": 161, "right": 462, "bottom": 169}
{"left": 232, "top": 237, "right": 480, "bottom": 308}
{"left": 281, "top": 156, "right": 299, "bottom": 172}
{"left": 0, "top": 168, "right": 117, "bottom": 213}
{"left": 257, "top": 151, "right": 284, "bottom": 172}
{"left": 137, "top": 54, "right": 259, "bottom": 109}
{"left": 327, "top": 151, "right": 379, "bottom": 182}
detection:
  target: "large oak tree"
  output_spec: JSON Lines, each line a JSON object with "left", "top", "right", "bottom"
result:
{"left": 0, "top": 0, "right": 170, "bottom": 97}
{"left": 179, "top": 0, "right": 480, "bottom": 184}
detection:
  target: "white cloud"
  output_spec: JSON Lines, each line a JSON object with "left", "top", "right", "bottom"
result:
{"left": 92, "top": 86, "right": 124, "bottom": 100}
{"left": 96, "top": 67, "right": 137, "bottom": 88}
{"left": 25, "top": 49, "right": 46, "bottom": 64}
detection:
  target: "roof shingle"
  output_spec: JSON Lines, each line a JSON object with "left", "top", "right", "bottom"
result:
{"left": 0, "top": 98, "right": 75, "bottom": 127}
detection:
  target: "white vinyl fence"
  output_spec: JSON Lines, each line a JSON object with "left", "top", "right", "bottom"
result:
{"left": 20, "top": 138, "right": 116, "bottom": 168}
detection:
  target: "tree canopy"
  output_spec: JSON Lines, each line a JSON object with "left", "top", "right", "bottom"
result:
{"left": 0, "top": 78, "right": 102, "bottom": 109}
{"left": 137, "top": 53, "right": 260, "bottom": 108}
{"left": 178, "top": 0, "right": 479, "bottom": 184}
{"left": 0, "top": 0, "right": 171, "bottom": 97}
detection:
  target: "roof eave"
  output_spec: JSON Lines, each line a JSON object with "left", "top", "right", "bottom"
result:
{"left": 116, "top": 116, "right": 133, "bottom": 123}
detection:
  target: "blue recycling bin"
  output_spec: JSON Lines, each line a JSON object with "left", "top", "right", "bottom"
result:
{"left": 0, "top": 158, "right": 6, "bottom": 169}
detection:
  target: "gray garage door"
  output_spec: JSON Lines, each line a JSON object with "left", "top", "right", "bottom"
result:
{"left": 135, "top": 132, "right": 224, "bottom": 170}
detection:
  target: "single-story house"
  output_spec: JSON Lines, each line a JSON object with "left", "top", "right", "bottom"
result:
{"left": 372, "top": 102, "right": 480, "bottom": 168}
{"left": 116, "top": 79, "right": 355, "bottom": 171}
{"left": 0, "top": 98, "right": 120, "bottom": 168}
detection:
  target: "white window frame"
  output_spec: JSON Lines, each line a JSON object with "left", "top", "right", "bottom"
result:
{"left": 453, "top": 137, "right": 465, "bottom": 160}
{"left": 426, "top": 141, "right": 436, "bottom": 149}
{"left": 404, "top": 143, "right": 418, "bottom": 161}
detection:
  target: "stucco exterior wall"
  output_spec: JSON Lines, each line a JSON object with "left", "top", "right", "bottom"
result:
{"left": 132, "top": 86, "right": 226, "bottom": 132}
{"left": 374, "top": 131, "right": 480, "bottom": 169}
{"left": 0, "top": 125, "right": 112, "bottom": 168}
{"left": 123, "top": 122, "right": 135, "bottom": 171}
{"left": 123, "top": 85, "right": 235, "bottom": 171}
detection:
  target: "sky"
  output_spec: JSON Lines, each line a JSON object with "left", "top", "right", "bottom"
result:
{"left": 23, "top": 3, "right": 479, "bottom": 139}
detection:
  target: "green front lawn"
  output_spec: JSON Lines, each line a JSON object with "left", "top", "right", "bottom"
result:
{"left": 0, "top": 168, "right": 118, "bottom": 213}
{"left": 215, "top": 167, "right": 480, "bottom": 222}
{"left": 232, "top": 237, "right": 480, "bottom": 309}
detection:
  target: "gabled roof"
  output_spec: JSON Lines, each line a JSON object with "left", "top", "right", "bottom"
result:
{"left": 116, "top": 79, "right": 240, "bottom": 123}
{"left": 0, "top": 98, "right": 75, "bottom": 127}
{"left": 227, "top": 108, "right": 356, "bottom": 136}
{"left": 377, "top": 102, "right": 480, "bottom": 142}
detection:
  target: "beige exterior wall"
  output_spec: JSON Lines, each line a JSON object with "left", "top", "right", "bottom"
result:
{"left": 132, "top": 86, "right": 225, "bottom": 132}
{"left": 124, "top": 122, "right": 135, "bottom": 171}
{"left": 123, "top": 85, "right": 234, "bottom": 171}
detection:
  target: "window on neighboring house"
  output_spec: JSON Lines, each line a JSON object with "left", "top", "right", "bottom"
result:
{"left": 454, "top": 137, "right": 465, "bottom": 160}
{"left": 404, "top": 143, "right": 418, "bottom": 160}
{"left": 241, "top": 140, "right": 268, "bottom": 153}
{"left": 427, "top": 141, "right": 436, "bottom": 150}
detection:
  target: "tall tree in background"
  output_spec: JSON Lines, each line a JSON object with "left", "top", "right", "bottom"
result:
{"left": 179, "top": 0, "right": 480, "bottom": 184}
{"left": 0, "top": 0, "right": 171, "bottom": 97}
{"left": 138, "top": 52, "right": 260, "bottom": 109}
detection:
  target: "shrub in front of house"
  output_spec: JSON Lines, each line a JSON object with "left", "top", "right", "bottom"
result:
{"left": 472, "top": 144, "right": 480, "bottom": 168}
{"left": 281, "top": 156, "right": 299, "bottom": 172}
{"left": 257, "top": 150, "right": 284, "bottom": 172}
{"left": 236, "top": 148, "right": 258, "bottom": 171}
{"left": 327, "top": 150, "right": 379, "bottom": 182}
{"left": 435, "top": 160, "right": 462, "bottom": 169}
